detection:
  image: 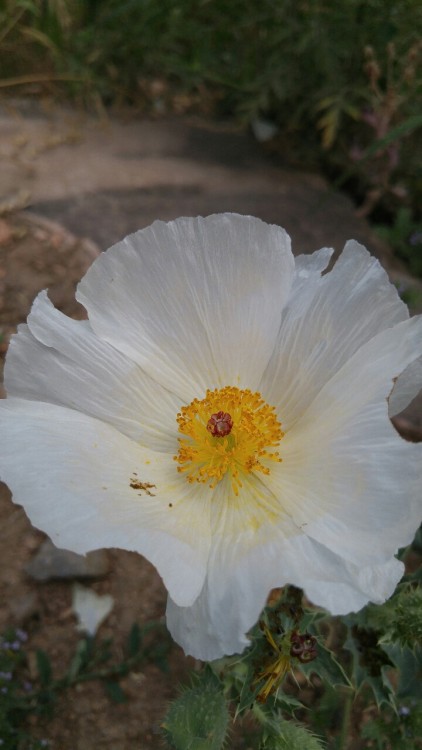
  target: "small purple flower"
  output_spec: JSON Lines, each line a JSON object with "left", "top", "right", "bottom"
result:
{"left": 15, "top": 628, "right": 28, "bottom": 643}
{"left": 0, "top": 672, "right": 12, "bottom": 681}
{"left": 349, "top": 144, "right": 364, "bottom": 162}
{"left": 399, "top": 706, "right": 411, "bottom": 717}
{"left": 23, "top": 680, "right": 33, "bottom": 692}
{"left": 361, "top": 107, "right": 378, "bottom": 129}
{"left": 10, "top": 641, "right": 21, "bottom": 651}
{"left": 0, "top": 687, "right": 8, "bottom": 694}
{"left": 410, "top": 231, "right": 422, "bottom": 247}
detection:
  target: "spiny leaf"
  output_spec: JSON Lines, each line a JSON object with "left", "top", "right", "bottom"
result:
{"left": 382, "top": 644, "right": 422, "bottom": 701}
{"left": 366, "top": 586, "right": 422, "bottom": 650}
{"left": 236, "top": 658, "right": 261, "bottom": 715}
{"left": 261, "top": 719, "right": 325, "bottom": 750}
{"left": 362, "top": 669, "right": 396, "bottom": 710}
{"left": 297, "top": 640, "right": 351, "bottom": 688}
{"left": 344, "top": 624, "right": 395, "bottom": 709}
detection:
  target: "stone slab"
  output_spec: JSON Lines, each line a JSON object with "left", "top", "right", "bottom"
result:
{"left": 25, "top": 539, "right": 109, "bottom": 582}
{"left": 0, "top": 101, "right": 395, "bottom": 263}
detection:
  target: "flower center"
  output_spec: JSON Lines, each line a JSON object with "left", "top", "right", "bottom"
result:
{"left": 207, "top": 411, "right": 233, "bottom": 437}
{"left": 174, "top": 386, "right": 284, "bottom": 495}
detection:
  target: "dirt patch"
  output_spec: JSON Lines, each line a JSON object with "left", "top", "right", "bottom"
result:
{"left": 0, "top": 478, "right": 193, "bottom": 748}
{"left": 0, "top": 211, "right": 99, "bottom": 394}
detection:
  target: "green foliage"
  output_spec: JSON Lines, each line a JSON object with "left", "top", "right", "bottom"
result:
{"left": 361, "top": 703, "right": 422, "bottom": 749}
{"left": 342, "top": 575, "right": 422, "bottom": 712}
{"left": 225, "top": 579, "right": 421, "bottom": 746}
{"left": 0, "top": 620, "right": 168, "bottom": 749}
{"left": 376, "top": 208, "right": 422, "bottom": 277}
{"left": 344, "top": 619, "right": 396, "bottom": 708}
{"left": 35, "top": 649, "right": 51, "bottom": 687}
{"left": 296, "top": 637, "right": 350, "bottom": 689}
{"left": 0, "top": 627, "right": 31, "bottom": 748}
{"left": 215, "top": 587, "right": 346, "bottom": 717}
{"left": 3, "top": 573, "right": 422, "bottom": 749}
{"left": 365, "top": 584, "right": 422, "bottom": 650}
{"left": 382, "top": 644, "right": 422, "bottom": 701}
{"left": 1, "top": 0, "right": 421, "bottom": 240}
{"left": 162, "top": 669, "right": 229, "bottom": 750}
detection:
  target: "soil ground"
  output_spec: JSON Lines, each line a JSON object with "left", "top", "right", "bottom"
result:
{"left": 0, "top": 101, "right": 421, "bottom": 749}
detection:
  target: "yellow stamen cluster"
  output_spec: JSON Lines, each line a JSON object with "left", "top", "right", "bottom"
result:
{"left": 174, "top": 386, "right": 283, "bottom": 495}
{"left": 254, "top": 625, "right": 292, "bottom": 703}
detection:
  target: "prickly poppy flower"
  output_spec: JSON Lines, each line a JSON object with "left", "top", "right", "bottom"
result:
{"left": 0, "top": 214, "right": 421, "bottom": 660}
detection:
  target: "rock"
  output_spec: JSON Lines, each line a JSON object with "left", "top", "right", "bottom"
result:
{"left": 72, "top": 583, "right": 114, "bottom": 635}
{"left": 25, "top": 539, "right": 109, "bottom": 581}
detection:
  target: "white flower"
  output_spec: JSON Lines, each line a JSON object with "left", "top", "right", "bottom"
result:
{"left": 0, "top": 214, "right": 421, "bottom": 661}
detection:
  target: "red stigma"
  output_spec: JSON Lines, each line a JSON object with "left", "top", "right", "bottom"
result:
{"left": 207, "top": 411, "right": 233, "bottom": 438}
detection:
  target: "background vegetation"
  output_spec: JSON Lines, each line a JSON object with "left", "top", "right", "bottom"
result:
{"left": 0, "top": 0, "right": 421, "bottom": 271}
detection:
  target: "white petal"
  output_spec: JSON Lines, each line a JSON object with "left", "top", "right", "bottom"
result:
{"left": 264, "top": 315, "right": 422, "bottom": 567}
{"left": 72, "top": 583, "right": 114, "bottom": 635}
{"left": 0, "top": 398, "right": 212, "bottom": 607}
{"left": 5, "top": 291, "right": 180, "bottom": 452}
{"left": 293, "top": 247, "right": 334, "bottom": 278}
{"left": 388, "top": 355, "right": 422, "bottom": 416}
{"left": 76, "top": 214, "right": 294, "bottom": 402}
{"left": 166, "top": 474, "right": 296, "bottom": 659}
{"left": 166, "top": 519, "right": 404, "bottom": 660}
{"left": 261, "top": 240, "right": 409, "bottom": 429}
{"left": 299, "top": 552, "right": 404, "bottom": 615}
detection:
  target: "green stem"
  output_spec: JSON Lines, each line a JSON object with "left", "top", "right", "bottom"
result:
{"left": 338, "top": 690, "right": 353, "bottom": 750}
{"left": 251, "top": 702, "right": 271, "bottom": 726}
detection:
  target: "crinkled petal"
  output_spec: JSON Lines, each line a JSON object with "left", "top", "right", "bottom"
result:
{"left": 291, "top": 246, "right": 334, "bottom": 281}
{"left": 166, "top": 515, "right": 404, "bottom": 660}
{"left": 388, "top": 355, "right": 422, "bottom": 416}
{"left": 261, "top": 240, "right": 409, "bottom": 429}
{"left": 76, "top": 214, "right": 294, "bottom": 402}
{"left": 264, "top": 315, "right": 422, "bottom": 567}
{"left": 5, "top": 292, "right": 180, "bottom": 452}
{"left": 310, "top": 556, "right": 405, "bottom": 615}
{"left": 0, "top": 398, "right": 213, "bottom": 606}
{"left": 177, "top": 304, "right": 421, "bottom": 661}
{"left": 166, "top": 474, "right": 296, "bottom": 659}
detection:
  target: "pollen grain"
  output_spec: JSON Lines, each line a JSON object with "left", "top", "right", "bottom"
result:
{"left": 130, "top": 478, "right": 157, "bottom": 497}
